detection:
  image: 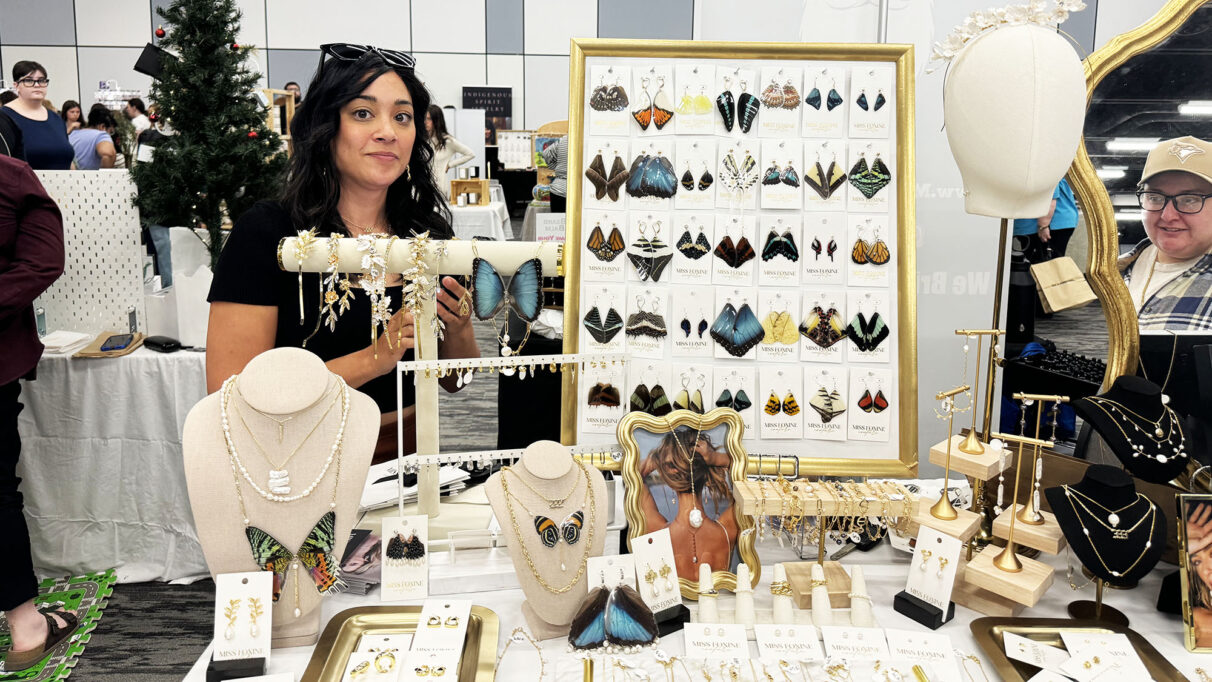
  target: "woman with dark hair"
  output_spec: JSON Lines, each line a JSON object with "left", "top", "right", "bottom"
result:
{"left": 425, "top": 105, "right": 474, "bottom": 198}
{"left": 68, "top": 107, "right": 116, "bottom": 170}
{"left": 638, "top": 427, "right": 738, "bottom": 577}
{"left": 1, "top": 61, "right": 73, "bottom": 170}
{"left": 206, "top": 45, "right": 478, "bottom": 455}
{"left": 60, "top": 100, "right": 81, "bottom": 134}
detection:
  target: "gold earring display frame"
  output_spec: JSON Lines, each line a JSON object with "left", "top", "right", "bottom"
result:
{"left": 560, "top": 38, "right": 918, "bottom": 479}
{"left": 1067, "top": 0, "right": 1210, "bottom": 386}
{"left": 617, "top": 407, "right": 756, "bottom": 600}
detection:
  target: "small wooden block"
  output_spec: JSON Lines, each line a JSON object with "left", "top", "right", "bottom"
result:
{"left": 991, "top": 505, "right": 1067, "bottom": 555}
{"left": 912, "top": 498, "right": 981, "bottom": 542}
{"left": 950, "top": 560, "right": 1026, "bottom": 617}
{"left": 449, "top": 178, "right": 490, "bottom": 204}
{"left": 964, "top": 545, "right": 1054, "bottom": 607}
{"left": 928, "top": 435, "right": 1008, "bottom": 481}
{"left": 783, "top": 561, "right": 851, "bottom": 609}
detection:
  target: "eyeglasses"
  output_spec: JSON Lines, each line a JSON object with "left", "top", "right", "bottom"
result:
{"left": 1137, "top": 190, "right": 1212, "bottom": 214}
{"left": 318, "top": 43, "right": 415, "bottom": 75}
{"left": 16, "top": 78, "right": 49, "bottom": 87}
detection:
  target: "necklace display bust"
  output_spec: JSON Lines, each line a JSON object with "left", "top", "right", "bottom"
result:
{"left": 1074, "top": 376, "right": 1188, "bottom": 484}
{"left": 183, "top": 348, "right": 379, "bottom": 647}
{"left": 485, "top": 440, "right": 607, "bottom": 640}
{"left": 1044, "top": 464, "right": 1166, "bottom": 588}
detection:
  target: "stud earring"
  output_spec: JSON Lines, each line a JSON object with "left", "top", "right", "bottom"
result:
{"left": 444, "top": 615, "right": 459, "bottom": 628}
{"left": 918, "top": 550, "right": 932, "bottom": 570}
{"left": 427, "top": 615, "right": 442, "bottom": 628}
{"left": 223, "top": 598, "right": 240, "bottom": 640}
{"left": 644, "top": 564, "right": 661, "bottom": 598}
{"left": 373, "top": 648, "right": 398, "bottom": 674}
{"left": 247, "top": 597, "right": 263, "bottom": 638}
{"left": 433, "top": 666, "right": 448, "bottom": 677}
{"left": 659, "top": 561, "right": 675, "bottom": 592}
{"left": 415, "top": 665, "right": 432, "bottom": 676}
{"left": 936, "top": 557, "right": 950, "bottom": 578}
{"left": 1083, "top": 657, "right": 1101, "bottom": 669}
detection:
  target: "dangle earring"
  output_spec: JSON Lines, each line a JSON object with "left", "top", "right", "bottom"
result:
{"left": 681, "top": 162, "right": 696, "bottom": 192}
{"left": 660, "top": 561, "right": 675, "bottom": 592}
{"left": 826, "top": 79, "right": 843, "bottom": 111}
{"left": 856, "top": 89, "right": 869, "bottom": 111}
{"left": 699, "top": 160, "right": 714, "bottom": 190}
{"left": 645, "top": 564, "right": 662, "bottom": 598}
{"left": 248, "top": 597, "right": 263, "bottom": 638}
{"left": 827, "top": 237, "right": 838, "bottom": 261}
{"left": 223, "top": 598, "right": 241, "bottom": 640}
{"left": 873, "top": 89, "right": 887, "bottom": 111}
{"left": 804, "top": 76, "right": 822, "bottom": 110}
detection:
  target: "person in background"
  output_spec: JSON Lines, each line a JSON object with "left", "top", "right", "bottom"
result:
{"left": 425, "top": 105, "right": 474, "bottom": 199}
{"left": 1014, "top": 177, "right": 1079, "bottom": 263}
{"left": 1121, "top": 136, "right": 1212, "bottom": 330}
{"left": 0, "top": 98, "right": 21, "bottom": 160}
{"left": 60, "top": 100, "right": 81, "bottom": 135}
{"left": 0, "top": 153, "right": 73, "bottom": 672}
{"left": 0, "top": 61, "right": 73, "bottom": 170}
{"left": 68, "top": 107, "right": 116, "bottom": 170}
{"left": 542, "top": 136, "right": 568, "bottom": 213}
{"left": 125, "top": 97, "right": 150, "bottom": 134}
{"left": 284, "top": 81, "right": 302, "bottom": 104}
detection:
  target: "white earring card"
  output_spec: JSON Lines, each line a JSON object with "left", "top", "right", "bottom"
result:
{"left": 212, "top": 571, "right": 272, "bottom": 662}
{"left": 381, "top": 515, "right": 428, "bottom": 600}
{"left": 629, "top": 528, "right": 682, "bottom": 614}
{"left": 568, "top": 40, "right": 915, "bottom": 479}
{"left": 905, "top": 527, "right": 962, "bottom": 611}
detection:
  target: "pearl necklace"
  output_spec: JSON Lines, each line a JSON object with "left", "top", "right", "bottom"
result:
{"left": 1062, "top": 485, "right": 1156, "bottom": 579}
{"left": 220, "top": 374, "right": 350, "bottom": 503}
{"left": 1084, "top": 396, "right": 1186, "bottom": 464}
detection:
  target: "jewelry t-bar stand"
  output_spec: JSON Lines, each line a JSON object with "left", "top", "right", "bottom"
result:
{"left": 278, "top": 235, "right": 563, "bottom": 517}
{"left": 930, "top": 384, "right": 972, "bottom": 521}
{"left": 1068, "top": 577, "right": 1130, "bottom": 627}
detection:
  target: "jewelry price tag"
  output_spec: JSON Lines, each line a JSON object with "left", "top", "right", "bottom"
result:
{"left": 1002, "top": 632, "right": 1069, "bottom": 675}
{"left": 629, "top": 528, "right": 681, "bottom": 613}
{"left": 212, "top": 571, "right": 272, "bottom": 662}
{"left": 905, "top": 527, "right": 962, "bottom": 611}
{"left": 683, "top": 623, "right": 749, "bottom": 659}
{"left": 883, "top": 629, "right": 961, "bottom": 682}
{"left": 753, "top": 624, "right": 822, "bottom": 662}
{"left": 382, "top": 515, "right": 428, "bottom": 601}
{"left": 1058, "top": 633, "right": 1149, "bottom": 675}
{"left": 820, "top": 625, "right": 889, "bottom": 659}
{"left": 587, "top": 554, "right": 637, "bottom": 591}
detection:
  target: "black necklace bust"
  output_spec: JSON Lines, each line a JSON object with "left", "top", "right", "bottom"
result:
{"left": 1073, "top": 375, "right": 1187, "bottom": 483}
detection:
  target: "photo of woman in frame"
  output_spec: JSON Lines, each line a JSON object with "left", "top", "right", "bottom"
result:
{"left": 632, "top": 421, "right": 739, "bottom": 580}
{"left": 1183, "top": 495, "right": 1212, "bottom": 651}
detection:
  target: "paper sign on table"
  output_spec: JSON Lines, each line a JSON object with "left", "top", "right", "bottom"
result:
{"left": 820, "top": 625, "right": 889, "bottom": 659}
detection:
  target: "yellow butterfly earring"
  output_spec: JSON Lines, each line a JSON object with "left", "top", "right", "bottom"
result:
{"left": 693, "top": 85, "right": 713, "bottom": 115}
{"left": 676, "top": 86, "right": 695, "bottom": 115}
{"left": 764, "top": 390, "right": 782, "bottom": 415}
{"left": 782, "top": 390, "right": 801, "bottom": 416}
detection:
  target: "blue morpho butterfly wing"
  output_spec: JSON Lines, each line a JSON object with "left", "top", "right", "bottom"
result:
{"left": 569, "top": 586, "right": 610, "bottom": 650}
{"left": 470, "top": 258, "right": 506, "bottom": 320}
{"left": 604, "top": 584, "right": 659, "bottom": 648}
{"left": 709, "top": 302, "right": 738, "bottom": 348}
{"left": 645, "top": 155, "right": 679, "bottom": 198}
{"left": 507, "top": 257, "right": 543, "bottom": 322}
{"left": 625, "top": 154, "right": 648, "bottom": 197}
{"left": 826, "top": 88, "right": 844, "bottom": 111}
{"left": 804, "top": 87, "right": 822, "bottom": 110}
{"left": 722, "top": 303, "right": 765, "bottom": 357}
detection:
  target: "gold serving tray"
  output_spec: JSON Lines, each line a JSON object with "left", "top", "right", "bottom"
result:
{"left": 970, "top": 617, "right": 1186, "bottom": 682}
{"left": 301, "top": 605, "right": 499, "bottom": 682}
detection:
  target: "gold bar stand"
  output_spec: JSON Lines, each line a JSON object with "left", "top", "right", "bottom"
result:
{"left": 1067, "top": 578, "right": 1130, "bottom": 627}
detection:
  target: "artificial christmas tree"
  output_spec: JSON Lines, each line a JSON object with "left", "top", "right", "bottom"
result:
{"left": 131, "top": 0, "right": 287, "bottom": 267}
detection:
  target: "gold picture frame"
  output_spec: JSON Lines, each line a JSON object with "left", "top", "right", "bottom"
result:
{"left": 1179, "top": 493, "right": 1212, "bottom": 652}
{"left": 618, "top": 407, "right": 757, "bottom": 600}
{"left": 559, "top": 38, "right": 918, "bottom": 479}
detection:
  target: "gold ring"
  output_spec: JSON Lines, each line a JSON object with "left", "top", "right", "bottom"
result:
{"left": 427, "top": 615, "right": 442, "bottom": 627}
{"left": 374, "top": 650, "right": 397, "bottom": 673}
{"left": 415, "top": 664, "right": 431, "bottom": 676}
{"left": 350, "top": 660, "right": 370, "bottom": 678}
{"left": 444, "top": 615, "right": 459, "bottom": 628}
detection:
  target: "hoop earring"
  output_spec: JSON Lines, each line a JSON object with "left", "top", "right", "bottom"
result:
{"left": 406, "top": 165, "right": 412, "bottom": 181}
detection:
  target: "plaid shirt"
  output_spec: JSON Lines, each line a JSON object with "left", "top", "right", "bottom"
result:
{"left": 1119, "top": 239, "right": 1212, "bottom": 330}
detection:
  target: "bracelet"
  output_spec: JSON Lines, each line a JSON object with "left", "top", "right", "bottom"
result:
{"left": 810, "top": 578, "right": 828, "bottom": 589}
{"left": 770, "top": 580, "right": 793, "bottom": 597}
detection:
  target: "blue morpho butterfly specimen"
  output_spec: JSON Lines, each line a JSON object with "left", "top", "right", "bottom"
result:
{"left": 625, "top": 153, "right": 679, "bottom": 199}
{"left": 471, "top": 255, "right": 543, "bottom": 355}
{"left": 709, "top": 301, "right": 764, "bottom": 358}
{"left": 568, "top": 583, "right": 659, "bottom": 653}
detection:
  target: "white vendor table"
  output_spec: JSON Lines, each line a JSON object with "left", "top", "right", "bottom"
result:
{"left": 450, "top": 201, "right": 512, "bottom": 241}
{"left": 184, "top": 537, "right": 1203, "bottom": 681}
{"left": 18, "top": 347, "right": 210, "bottom": 583}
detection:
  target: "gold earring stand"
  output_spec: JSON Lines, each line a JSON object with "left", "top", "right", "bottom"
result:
{"left": 1067, "top": 578, "right": 1130, "bottom": 627}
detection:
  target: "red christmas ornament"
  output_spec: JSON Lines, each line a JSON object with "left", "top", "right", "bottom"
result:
{"left": 231, "top": 43, "right": 240, "bottom": 51}
{"left": 154, "top": 25, "right": 166, "bottom": 39}
{"left": 248, "top": 130, "right": 258, "bottom": 138}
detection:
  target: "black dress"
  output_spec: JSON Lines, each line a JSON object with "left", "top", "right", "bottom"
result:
{"left": 209, "top": 201, "right": 429, "bottom": 413}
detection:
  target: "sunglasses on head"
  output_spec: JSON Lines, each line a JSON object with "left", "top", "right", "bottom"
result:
{"left": 318, "top": 43, "right": 415, "bottom": 75}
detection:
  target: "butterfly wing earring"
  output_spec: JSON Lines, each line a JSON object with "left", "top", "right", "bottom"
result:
{"left": 874, "top": 89, "right": 887, "bottom": 111}
{"left": 584, "top": 152, "right": 607, "bottom": 200}
{"left": 737, "top": 80, "right": 760, "bottom": 133}
{"left": 716, "top": 77, "right": 736, "bottom": 131}
{"left": 826, "top": 81, "right": 844, "bottom": 111}
{"left": 856, "top": 89, "right": 869, "bottom": 111}
{"left": 804, "top": 78, "right": 822, "bottom": 110}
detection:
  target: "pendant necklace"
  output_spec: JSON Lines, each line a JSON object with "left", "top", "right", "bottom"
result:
{"left": 220, "top": 374, "right": 351, "bottom": 503}
{"left": 1084, "top": 396, "right": 1185, "bottom": 464}
{"left": 501, "top": 470, "right": 586, "bottom": 572}
{"left": 1061, "top": 486, "right": 1156, "bottom": 578}
{"left": 1061, "top": 485, "right": 1151, "bottom": 538}
{"left": 499, "top": 458, "right": 596, "bottom": 594}
{"left": 232, "top": 380, "right": 341, "bottom": 495}
{"left": 503, "top": 464, "right": 581, "bottom": 509}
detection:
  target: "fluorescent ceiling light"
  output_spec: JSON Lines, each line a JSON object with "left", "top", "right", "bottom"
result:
{"left": 1114, "top": 211, "right": 1142, "bottom": 221}
{"left": 1097, "top": 168, "right": 1126, "bottom": 180}
{"left": 1102, "top": 165, "right": 1128, "bottom": 170}
{"left": 1112, "top": 194, "right": 1138, "bottom": 206}
{"left": 1106, "top": 138, "right": 1160, "bottom": 152}
{"left": 1181, "top": 100, "right": 1212, "bottom": 115}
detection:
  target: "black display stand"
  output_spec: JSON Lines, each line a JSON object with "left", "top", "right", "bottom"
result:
{"left": 1072, "top": 376, "right": 1187, "bottom": 483}
{"left": 206, "top": 656, "right": 266, "bottom": 681}
{"left": 892, "top": 590, "right": 954, "bottom": 630}
{"left": 653, "top": 603, "right": 691, "bottom": 637}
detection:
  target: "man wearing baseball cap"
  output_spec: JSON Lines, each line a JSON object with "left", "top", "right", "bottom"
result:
{"left": 1120, "top": 135, "right": 1212, "bottom": 330}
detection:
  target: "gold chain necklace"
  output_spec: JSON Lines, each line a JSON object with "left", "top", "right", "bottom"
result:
{"left": 1138, "top": 330, "right": 1178, "bottom": 395}
{"left": 499, "top": 459, "right": 595, "bottom": 594}
{"left": 502, "top": 465, "right": 582, "bottom": 509}
{"left": 1136, "top": 256, "right": 1157, "bottom": 310}
{"left": 233, "top": 383, "right": 341, "bottom": 472}
{"left": 1083, "top": 397, "right": 1185, "bottom": 464}
{"left": 1061, "top": 485, "right": 1152, "bottom": 539}
{"left": 1063, "top": 490, "right": 1156, "bottom": 579}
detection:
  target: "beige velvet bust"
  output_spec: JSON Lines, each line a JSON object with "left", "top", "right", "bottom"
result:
{"left": 183, "top": 347, "right": 378, "bottom": 648}
{"left": 485, "top": 440, "right": 607, "bottom": 640}
{"left": 944, "top": 23, "right": 1086, "bottom": 218}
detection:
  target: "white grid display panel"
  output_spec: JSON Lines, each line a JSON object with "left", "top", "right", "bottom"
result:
{"left": 34, "top": 171, "right": 146, "bottom": 336}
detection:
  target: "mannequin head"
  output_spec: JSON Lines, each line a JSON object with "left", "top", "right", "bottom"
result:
{"left": 1138, "top": 137, "right": 1212, "bottom": 263}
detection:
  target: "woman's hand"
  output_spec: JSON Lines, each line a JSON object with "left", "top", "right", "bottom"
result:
{"left": 1189, "top": 504, "right": 1212, "bottom": 555}
{"left": 1038, "top": 225, "right": 1052, "bottom": 242}
{"left": 365, "top": 308, "right": 416, "bottom": 378}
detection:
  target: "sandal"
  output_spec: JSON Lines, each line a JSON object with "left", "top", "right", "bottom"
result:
{"left": 3, "top": 608, "right": 78, "bottom": 671}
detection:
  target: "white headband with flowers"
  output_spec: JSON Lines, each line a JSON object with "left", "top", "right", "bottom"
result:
{"left": 926, "top": 0, "right": 1088, "bottom": 74}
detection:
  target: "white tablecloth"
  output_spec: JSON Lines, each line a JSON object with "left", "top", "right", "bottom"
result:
{"left": 451, "top": 201, "right": 511, "bottom": 241}
{"left": 184, "top": 538, "right": 1203, "bottom": 681}
{"left": 18, "top": 347, "right": 209, "bottom": 583}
